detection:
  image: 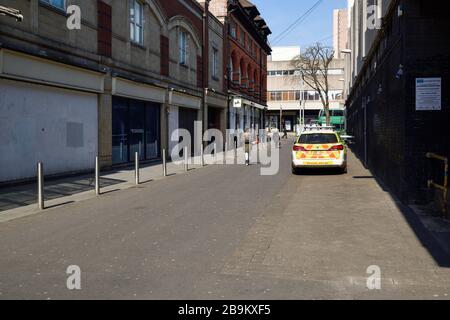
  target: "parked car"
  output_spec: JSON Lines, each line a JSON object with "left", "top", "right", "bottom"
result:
{"left": 291, "top": 128, "right": 348, "bottom": 174}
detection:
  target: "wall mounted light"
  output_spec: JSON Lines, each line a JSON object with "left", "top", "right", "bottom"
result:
{"left": 396, "top": 64, "right": 404, "bottom": 79}
{"left": 377, "top": 84, "right": 383, "bottom": 95}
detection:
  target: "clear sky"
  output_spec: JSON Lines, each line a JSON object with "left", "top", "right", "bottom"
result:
{"left": 251, "top": 0, "right": 348, "bottom": 48}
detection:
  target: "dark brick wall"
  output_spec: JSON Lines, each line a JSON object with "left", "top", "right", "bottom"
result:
{"left": 347, "top": 0, "right": 450, "bottom": 204}
{"left": 403, "top": 0, "right": 450, "bottom": 203}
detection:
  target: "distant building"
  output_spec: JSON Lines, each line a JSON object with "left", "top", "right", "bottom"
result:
{"left": 269, "top": 46, "right": 301, "bottom": 62}
{"left": 333, "top": 8, "right": 348, "bottom": 59}
{"left": 266, "top": 45, "right": 345, "bottom": 132}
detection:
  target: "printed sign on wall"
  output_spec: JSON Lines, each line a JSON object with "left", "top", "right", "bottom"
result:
{"left": 416, "top": 78, "right": 441, "bottom": 111}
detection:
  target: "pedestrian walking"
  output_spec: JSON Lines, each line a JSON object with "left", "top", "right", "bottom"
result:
{"left": 243, "top": 128, "right": 251, "bottom": 166}
{"left": 282, "top": 122, "right": 288, "bottom": 140}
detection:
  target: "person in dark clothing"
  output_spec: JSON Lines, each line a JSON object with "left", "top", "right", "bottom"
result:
{"left": 282, "top": 122, "right": 288, "bottom": 139}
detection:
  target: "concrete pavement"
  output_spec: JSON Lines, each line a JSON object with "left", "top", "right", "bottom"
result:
{"left": 0, "top": 138, "right": 450, "bottom": 299}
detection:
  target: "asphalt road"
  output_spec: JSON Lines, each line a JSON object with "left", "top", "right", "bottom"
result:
{"left": 1, "top": 138, "right": 450, "bottom": 299}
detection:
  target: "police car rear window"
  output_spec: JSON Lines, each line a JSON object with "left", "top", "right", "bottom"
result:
{"left": 298, "top": 133, "right": 338, "bottom": 144}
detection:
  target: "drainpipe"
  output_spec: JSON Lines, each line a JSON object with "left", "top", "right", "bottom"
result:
{"left": 202, "top": 0, "right": 210, "bottom": 144}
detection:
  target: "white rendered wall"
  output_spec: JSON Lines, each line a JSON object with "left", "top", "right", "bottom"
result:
{"left": 0, "top": 79, "right": 98, "bottom": 182}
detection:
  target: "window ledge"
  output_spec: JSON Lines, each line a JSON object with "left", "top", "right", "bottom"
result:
{"left": 39, "top": 2, "right": 68, "bottom": 17}
{"left": 211, "top": 76, "right": 220, "bottom": 82}
{"left": 179, "top": 63, "right": 189, "bottom": 69}
{"left": 131, "top": 42, "right": 146, "bottom": 50}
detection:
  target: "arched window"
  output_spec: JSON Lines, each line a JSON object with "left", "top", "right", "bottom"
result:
{"left": 179, "top": 29, "right": 188, "bottom": 65}
{"left": 240, "top": 59, "right": 246, "bottom": 86}
{"left": 247, "top": 64, "right": 253, "bottom": 89}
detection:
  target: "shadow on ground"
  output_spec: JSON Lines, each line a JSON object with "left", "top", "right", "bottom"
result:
{"left": 349, "top": 147, "right": 450, "bottom": 268}
{"left": 0, "top": 176, "right": 125, "bottom": 212}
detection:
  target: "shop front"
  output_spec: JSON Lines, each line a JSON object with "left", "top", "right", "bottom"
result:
{"left": 112, "top": 97, "right": 161, "bottom": 165}
{"left": 111, "top": 77, "right": 166, "bottom": 165}
{"left": 229, "top": 97, "right": 266, "bottom": 132}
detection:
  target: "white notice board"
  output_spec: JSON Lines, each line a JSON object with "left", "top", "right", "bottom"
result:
{"left": 416, "top": 78, "right": 441, "bottom": 111}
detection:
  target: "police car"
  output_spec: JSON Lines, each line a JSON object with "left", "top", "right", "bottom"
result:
{"left": 292, "top": 126, "right": 348, "bottom": 174}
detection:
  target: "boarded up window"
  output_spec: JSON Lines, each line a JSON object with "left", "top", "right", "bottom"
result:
{"left": 97, "top": 1, "right": 112, "bottom": 57}
{"left": 66, "top": 122, "right": 84, "bottom": 148}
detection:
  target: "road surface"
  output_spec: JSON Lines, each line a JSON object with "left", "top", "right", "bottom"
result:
{"left": 1, "top": 139, "right": 450, "bottom": 299}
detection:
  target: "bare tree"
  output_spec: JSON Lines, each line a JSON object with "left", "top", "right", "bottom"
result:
{"left": 291, "top": 43, "right": 334, "bottom": 126}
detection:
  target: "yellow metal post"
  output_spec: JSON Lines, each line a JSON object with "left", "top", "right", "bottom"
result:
{"left": 426, "top": 153, "right": 448, "bottom": 217}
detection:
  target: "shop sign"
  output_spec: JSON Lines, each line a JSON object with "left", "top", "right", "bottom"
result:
{"left": 233, "top": 98, "right": 242, "bottom": 108}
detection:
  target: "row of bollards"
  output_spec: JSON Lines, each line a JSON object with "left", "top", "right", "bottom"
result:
{"left": 33, "top": 139, "right": 270, "bottom": 210}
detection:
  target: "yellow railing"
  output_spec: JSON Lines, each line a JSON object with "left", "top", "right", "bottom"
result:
{"left": 426, "top": 152, "right": 448, "bottom": 217}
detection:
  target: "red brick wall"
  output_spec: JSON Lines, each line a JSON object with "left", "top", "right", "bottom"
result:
{"left": 227, "top": 14, "right": 269, "bottom": 104}
{"left": 197, "top": 55, "right": 203, "bottom": 88}
{"left": 97, "top": 0, "right": 112, "bottom": 57}
{"left": 160, "top": 35, "right": 169, "bottom": 76}
{"left": 156, "top": 0, "right": 203, "bottom": 40}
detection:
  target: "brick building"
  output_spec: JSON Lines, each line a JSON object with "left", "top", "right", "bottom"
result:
{"left": 345, "top": 0, "right": 450, "bottom": 205}
{"left": 209, "top": 0, "right": 271, "bottom": 133}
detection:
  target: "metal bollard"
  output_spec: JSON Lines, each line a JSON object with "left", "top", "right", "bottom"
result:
{"left": 135, "top": 152, "right": 139, "bottom": 185}
{"left": 37, "top": 162, "right": 44, "bottom": 210}
{"left": 95, "top": 156, "right": 100, "bottom": 195}
{"left": 162, "top": 149, "right": 167, "bottom": 177}
{"left": 225, "top": 141, "right": 228, "bottom": 160}
{"left": 256, "top": 141, "right": 259, "bottom": 164}
{"left": 214, "top": 143, "right": 217, "bottom": 161}
{"left": 200, "top": 145, "right": 204, "bottom": 167}
{"left": 184, "top": 146, "right": 189, "bottom": 171}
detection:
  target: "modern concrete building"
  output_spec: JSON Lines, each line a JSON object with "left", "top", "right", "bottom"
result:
{"left": 209, "top": 0, "right": 272, "bottom": 134}
{"left": 333, "top": 8, "right": 348, "bottom": 59}
{"left": 0, "top": 0, "right": 221, "bottom": 183}
{"left": 266, "top": 46, "right": 346, "bottom": 132}
{"left": 344, "top": 0, "right": 450, "bottom": 205}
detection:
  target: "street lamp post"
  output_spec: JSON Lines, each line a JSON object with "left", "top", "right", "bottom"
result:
{"left": 300, "top": 79, "right": 305, "bottom": 132}
{"left": 279, "top": 104, "right": 282, "bottom": 132}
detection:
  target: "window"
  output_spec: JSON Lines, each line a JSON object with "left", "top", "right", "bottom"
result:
{"left": 331, "top": 110, "right": 344, "bottom": 117}
{"left": 179, "top": 30, "right": 188, "bottom": 65}
{"left": 130, "top": 0, "right": 144, "bottom": 44}
{"left": 40, "top": 0, "right": 65, "bottom": 10}
{"left": 212, "top": 48, "right": 219, "bottom": 79}
{"left": 298, "top": 133, "right": 338, "bottom": 144}
{"left": 240, "top": 30, "right": 245, "bottom": 45}
{"left": 230, "top": 22, "right": 237, "bottom": 38}
{"left": 269, "top": 92, "right": 282, "bottom": 101}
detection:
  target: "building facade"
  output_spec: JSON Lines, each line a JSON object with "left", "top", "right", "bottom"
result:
{"left": 209, "top": 0, "right": 271, "bottom": 135}
{"left": 333, "top": 8, "right": 348, "bottom": 59}
{"left": 344, "top": 0, "right": 450, "bottom": 204}
{"left": 0, "top": 0, "right": 221, "bottom": 183}
{"left": 266, "top": 46, "right": 346, "bottom": 132}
